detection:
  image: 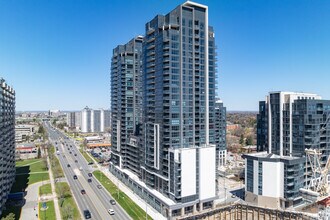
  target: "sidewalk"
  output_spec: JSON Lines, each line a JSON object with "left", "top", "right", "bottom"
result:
{"left": 46, "top": 156, "right": 61, "bottom": 220}
{"left": 20, "top": 181, "right": 46, "bottom": 220}
{"left": 99, "top": 166, "right": 166, "bottom": 220}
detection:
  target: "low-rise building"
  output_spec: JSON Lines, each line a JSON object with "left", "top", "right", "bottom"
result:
{"left": 15, "top": 124, "right": 37, "bottom": 143}
{"left": 243, "top": 152, "right": 304, "bottom": 209}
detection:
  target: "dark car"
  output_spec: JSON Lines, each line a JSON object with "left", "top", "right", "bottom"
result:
{"left": 67, "top": 164, "right": 70, "bottom": 167}
{"left": 75, "top": 160, "right": 78, "bottom": 163}
{"left": 74, "top": 154, "right": 77, "bottom": 156}
{"left": 83, "top": 210, "right": 91, "bottom": 219}
{"left": 97, "top": 185, "right": 102, "bottom": 189}
{"left": 110, "top": 199, "right": 116, "bottom": 205}
{"left": 81, "top": 189, "right": 86, "bottom": 195}
{"left": 88, "top": 162, "right": 94, "bottom": 165}
{"left": 88, "top": 173, "right": 92, "bottom": 177}
{"left": 88, "top": 178, "right": 92, "bottom": 183}
{"left": 73, "top": 175, "right": 77, "bottom": 180}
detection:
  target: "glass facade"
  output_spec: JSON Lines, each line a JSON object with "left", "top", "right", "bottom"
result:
{"left": 0, "top": 78, "right": 16, "bottom": 216}
{"left": 110, "top": 36, "right": 143, "bottom": 175}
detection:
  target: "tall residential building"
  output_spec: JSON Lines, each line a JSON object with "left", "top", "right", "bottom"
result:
{"left": 81, "top": 106, "right": 91, "bottom": 133}
{"left": 110, "top": 2, "right": 218, "bottom": 217}
{"left": 256, "top": 92, "right": 325, "bottom": 157}
{"left": 75, "top": 111, "right": 82, "bottom": 129}
{"left": 0, "top": 78, "right": 16, "bottom": 216}
{"left": 215, "top": 99, "right": 226, "bottom": 167}
{"left": 248, "top": 91, "right": 330, "bottom": 209}
{"left": 80, "top": 108, "right": 110, "bottom": 133}
{"left": 91, "top": 109, "right": 101, "bottom": 132}
{"left": 66, "top": 112, "right": 76, "bottom": 128}
{"left": 100, "top": 109, "right": 111, "bottom": 132}
{"left": 110, "top": 36, "right": 143, "bottom": 175}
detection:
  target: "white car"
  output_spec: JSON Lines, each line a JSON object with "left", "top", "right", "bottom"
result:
{"left": 108, "top": 209, "right": 115, "bottom": 215}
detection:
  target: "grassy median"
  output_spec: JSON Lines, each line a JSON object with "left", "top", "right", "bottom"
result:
{"left": 93, "top": 170, "right": 152, "bottom": 220}
{"left": 79, "top": 149, "right": 93, "bottom": 163}
{"left": 55, "top": 182, "right": 81, "bottom": 220}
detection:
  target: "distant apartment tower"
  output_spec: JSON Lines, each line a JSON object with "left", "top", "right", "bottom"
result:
{"left": 0, "top": 78, "right": 16, "bottom": 216}
{"left": 80, "top": 107, "right": 110, "bottom": 133}
{"left": 81, "top": 106, "right": 91, "bottom": 133}
{"left": 110, "top": 36, "right": 143, "bottom": 174}
{"left": 249, "top": 91, "right": 330, "bottom": 208}
{"left": 91, "top": 109, "right": 101, "bottom": 132}
{"left": 110, "top": 2, "right": 218, "bottom": 217}
{"left": 66, "top": 112, "right": 76, "bottom": 128}
{"left": 100, "top": 109, "right": 111, "bottom": 132}
{"left": 215, "top": 99, "right": 227, "bottom": 167}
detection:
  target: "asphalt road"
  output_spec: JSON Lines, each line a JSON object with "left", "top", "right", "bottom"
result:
{"left": 44, "top": 122, "right": 131, "bottom": 220}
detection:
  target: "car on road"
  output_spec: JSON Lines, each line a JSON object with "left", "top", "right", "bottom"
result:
{"left": 81, "top": 189, "right": 86, "bottom": 195}
{"left": 110, "top": 199, "right": 116, "bottom": 205}
{"left": 88, "top": 178, "right": 92, "bottom": 183}
{"left": 88, "top": 173, "right": 92, "bottom": 177}
{"left": 108, "top": 209, "right": 115, "bottom": 215}
{"left": 75, "top": 160, "right": 78, "bottom": 163}
{"left": 74, "top": 154, "right": 77, "bottom": 156}
{"left": 69, "top": 151, "right": 72, "bottom": 154}
{"left": 73, "top": 175, "right": 77, "bottom": 180}
{"left": 97, "top": 185, "right": 102, "bottom": 189}
{"left": 88, "top": 162, "right": 94, "bottom": 165}
{"left": 79, "top": 166, "right": 83, "bottom": 170}
{"left": 83, "top": 210, "right": 91, "bottom": 219}
{"left": 67, "top": 164, "right": 70, "bottom": 167}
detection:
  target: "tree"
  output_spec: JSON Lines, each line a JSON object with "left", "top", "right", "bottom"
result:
{"left": 57, "top": 183, "right": 70, "bottom": 207}
{"left": 62, "top": 204, "right": 74, "bottom": 220}
{"left": 38, "top": 125, "right": 45, "bottom": 134}
{"left": 239, "top": 134, "right": 245, "bottom": 146}
{"left": 1, "top": 213, "right": 15, "bottom": 220}
{"left": 245, "top": 135, "right": 254, "bottom": 146}
{"left": 37, "top": 147, "right": 41, "bottom": 158}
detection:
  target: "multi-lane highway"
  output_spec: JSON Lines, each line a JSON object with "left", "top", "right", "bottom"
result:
{"left": 44, "top": 122, "right": 131, "bottom": 220}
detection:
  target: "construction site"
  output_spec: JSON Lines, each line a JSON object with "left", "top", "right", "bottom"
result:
{"left": 178, "top": 204, "right": 318, "bottom": 220}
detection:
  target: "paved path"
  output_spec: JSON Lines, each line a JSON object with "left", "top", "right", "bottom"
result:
{"left": 20, "top": 181, "right": 48, "bottom": 220}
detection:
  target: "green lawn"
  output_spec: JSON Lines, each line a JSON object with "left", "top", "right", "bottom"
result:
{"left": 93, "top": 170, "right": 152, "bottom": 220}
{"left": 39, "top": 200, "right": 56, "bottom": 220}
{"left": 55, "top": 182, "right": 81, "bottom": 220}
{"left": 16, "top": 158, "right": 42, "bottom": 167}
{"left": 11, "top": 158, "right": 50, "bottom": 193}
{"left": 79, "top": 149, "right": 93, "bottom": 163}
{"left": 39, "top": 183, "right": 52, "bottom": 196}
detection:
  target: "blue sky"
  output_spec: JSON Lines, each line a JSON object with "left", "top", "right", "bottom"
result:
{"left": 0, "top": 0, "right": 329, "bottom": 111}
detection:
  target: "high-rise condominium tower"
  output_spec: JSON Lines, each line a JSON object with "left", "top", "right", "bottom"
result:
{"left": 0, "top": 78, "right": 16, "bottom": 216}
{"left": 111, "top": 36, "right": 143, "bottom": 174}
{"left": 110, "top": 2, "right": 220, "bottom": 217}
